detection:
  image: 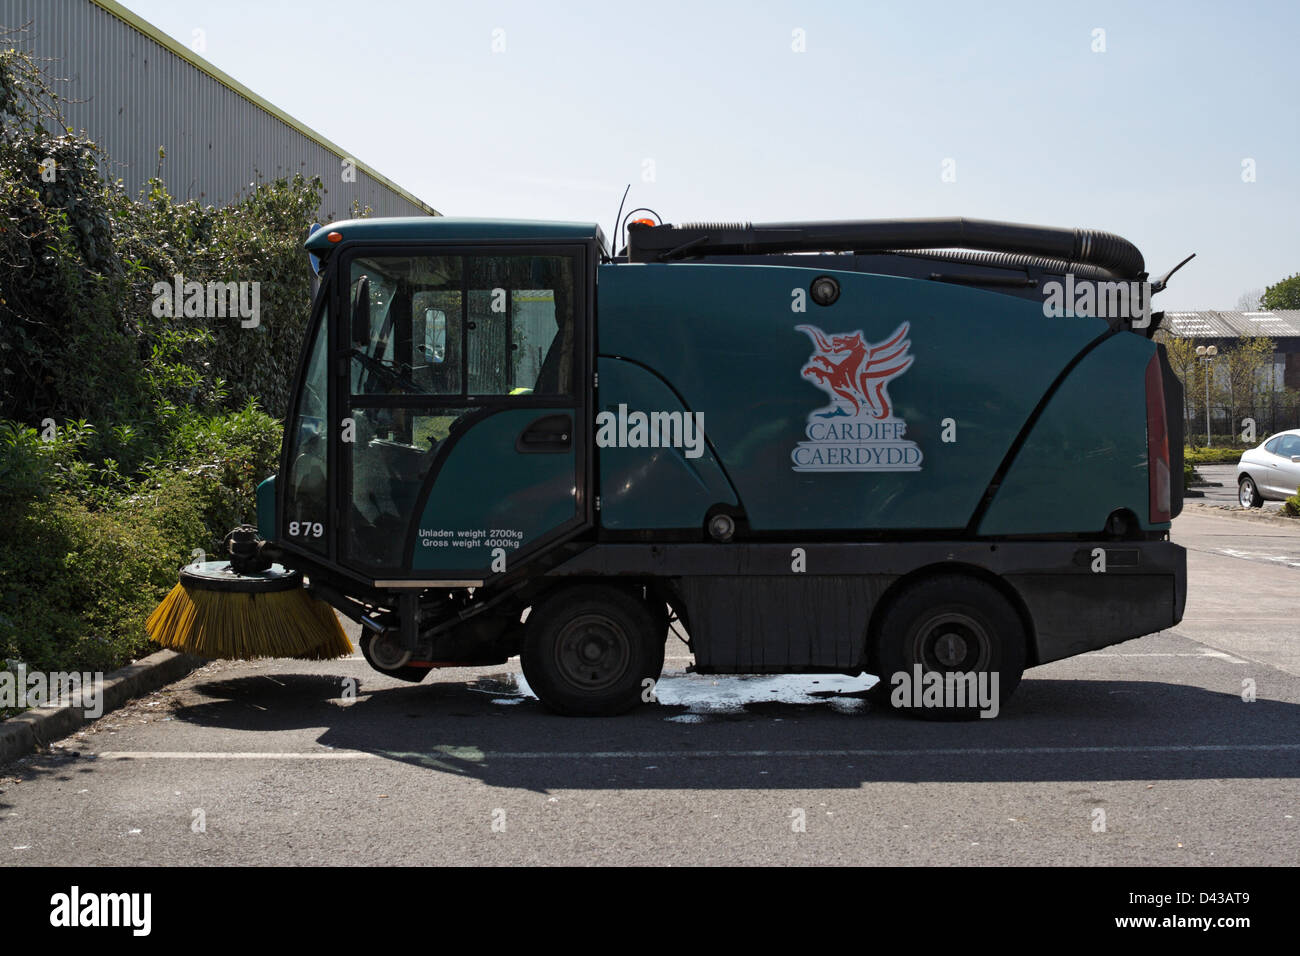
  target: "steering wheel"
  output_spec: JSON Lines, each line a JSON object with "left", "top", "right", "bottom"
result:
{"left": 350, "top": 348, "right": 422, "bottom": 394}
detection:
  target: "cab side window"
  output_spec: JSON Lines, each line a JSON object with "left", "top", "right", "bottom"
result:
{"left": 348, "top": 253, "right": 575, "bottom": 399}
{"left": 350, "top": 256, "right": 462, "bottom": 398}
{"left": 467, "top": 255, "right": 574, "bottom": 396}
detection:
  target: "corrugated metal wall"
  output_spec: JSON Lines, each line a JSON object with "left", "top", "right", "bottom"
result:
{"left": 0, "top": 0, "right": 436, "bottom": 221}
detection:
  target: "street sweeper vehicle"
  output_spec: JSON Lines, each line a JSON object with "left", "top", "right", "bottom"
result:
{"left": 148, "top": 214, "right": 1189, "bottom": 719}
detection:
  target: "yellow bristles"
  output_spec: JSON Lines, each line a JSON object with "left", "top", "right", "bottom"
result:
{"left": 146, "top": 582, "right": 353, "bottom": 660}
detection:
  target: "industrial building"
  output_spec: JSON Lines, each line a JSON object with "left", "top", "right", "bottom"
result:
{"left": 0, "top": 0, "right": 436, "bottom": 220}
{"left": 1164, "top": 310, "right": 1300, "bottom": 390}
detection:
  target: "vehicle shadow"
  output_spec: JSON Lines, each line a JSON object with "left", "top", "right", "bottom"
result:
{"left": 147, "top": 668, "right": 1300, "bottom": 791}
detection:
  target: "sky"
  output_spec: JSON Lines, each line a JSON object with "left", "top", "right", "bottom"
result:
{"left": 120, "top": 0, "right": 1300, "bottom": 312}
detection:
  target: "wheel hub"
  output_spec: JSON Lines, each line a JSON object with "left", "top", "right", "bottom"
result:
{"left": 913, "top": 612, "right": 991, "bottom": 673}
{"left": 555, "top": 613, "right": 630, "bottom": 691}
{"left": 934, "top": 630, "right": 969, "bottom": 667}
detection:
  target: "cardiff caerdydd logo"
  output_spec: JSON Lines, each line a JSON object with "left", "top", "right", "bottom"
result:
{"left": 791, "top": 322, "right": 923, "bottom": 472}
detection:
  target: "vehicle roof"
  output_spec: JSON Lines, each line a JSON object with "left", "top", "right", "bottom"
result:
{"left": 305, "top": 217, "right": 604, "bottom": 250}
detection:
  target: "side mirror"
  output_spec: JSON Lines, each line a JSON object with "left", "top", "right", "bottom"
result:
{"left": 1291, "top": 455, "right": 1300, "bottom": 464}
{"left": 306, "top": 222, "right": 324, "bottom": 277}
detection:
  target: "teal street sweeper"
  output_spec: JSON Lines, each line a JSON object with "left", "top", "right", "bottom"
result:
{"left": 149, "top": 214, "right": 1189, "bottom": 719}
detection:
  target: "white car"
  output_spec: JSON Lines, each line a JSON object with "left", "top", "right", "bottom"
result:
{"left": 1237, "top": 429, "right": 1300, "bottom": 507}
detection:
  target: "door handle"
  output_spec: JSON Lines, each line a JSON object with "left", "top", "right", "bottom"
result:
{"left": 517, "top": 414, "right": 572, "bottom": 453}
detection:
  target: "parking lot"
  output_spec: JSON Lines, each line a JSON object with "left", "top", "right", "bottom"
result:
{"left": 1194, "top": 463, "right": 1284, "bottom": 512}
{"left": 2, "top": 507, "right": 1297, "bottom": 867}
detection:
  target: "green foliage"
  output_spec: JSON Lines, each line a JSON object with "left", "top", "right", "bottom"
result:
{"left": 0, "top": 405, "right": 281, "bottom": 675}
{"left": 0, "top": 48, "right": 306, "bottom": 679}
{"left": 1, "top": 46, "right": 321, "bottom": 427}
{"left": 1262, "top": 275, "right": 1300, "bottom": 312}
{"left": 1183, "top": 461, "right": 1197, "bottom": 490}
{"left": 0, "top": 485, "right": 204, "bottom": 675}
{"left": 153, "top": 401, "right": 283, "bottom": 555}
{"left": 1184, "top": 446, "right": 1249, "bottom": 465}
{"left": 115, "top": 169, "right": 322, "bottom": 420}
{"left": 1283, "top": 491, "right": 1300, "bottom": 518}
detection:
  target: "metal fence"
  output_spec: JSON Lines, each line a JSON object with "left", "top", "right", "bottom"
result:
{"left": 1177, "top": 399, "right": 1300, "bottom": 446}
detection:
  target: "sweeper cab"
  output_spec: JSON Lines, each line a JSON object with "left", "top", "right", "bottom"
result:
{"left": 163, "top": 215, "right": 1191, "bottom": 719}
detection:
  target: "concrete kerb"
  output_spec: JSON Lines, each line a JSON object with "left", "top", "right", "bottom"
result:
{"left": 0, "top": 649, "right": 206, "bottom": 767}
{"left": 1182, "top": 500, "right": 1298, "bottom": 527}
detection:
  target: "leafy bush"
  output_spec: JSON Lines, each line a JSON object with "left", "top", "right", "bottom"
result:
{"left": 152, "top": 401, "right": 282, "bottom": 555}
{"left": 0, "top": 423, "right": 205, "bottom": 673}
{"left": 0, "top": 406, "right": 280, "bottom": 674}
{"left": 1284, "top": 489, "right": 1300, "bottom": 518}
{"left": 1184, "top": 447, "right": 1247, "bottom": 465}
{"left": 1, "top": 46, "right": 320, "bottom": 429}
{"left": 0, "top": 48, "right": 308, "bottom": 680}
{"left": 0, "top": 486, "right": 203, "bottom": 675}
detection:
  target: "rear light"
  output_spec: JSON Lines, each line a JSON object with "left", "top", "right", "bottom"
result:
{"left": 1145, "top": 353, "right": 1171, "bottom": 523}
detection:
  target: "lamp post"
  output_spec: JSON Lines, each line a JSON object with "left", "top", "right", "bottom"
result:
{"left": 1195, "top": 344, "right": 1218, "bottom": 447}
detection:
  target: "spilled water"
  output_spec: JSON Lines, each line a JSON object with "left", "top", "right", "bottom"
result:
{"left": 469, "top": 669, "right": 879, "bottom": 721}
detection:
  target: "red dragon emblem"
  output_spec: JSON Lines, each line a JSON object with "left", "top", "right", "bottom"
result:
{"left": 796, "top": 322, "right": 913, "bottom": 419}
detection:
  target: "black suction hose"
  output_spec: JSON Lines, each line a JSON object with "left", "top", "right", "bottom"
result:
{"left": 628, "top": 217, "right": 1145, "bottom": 279}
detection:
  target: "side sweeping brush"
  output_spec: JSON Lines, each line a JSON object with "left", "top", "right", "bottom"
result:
{"left": 147, "top": 561, "right": 353, "bottom": 660}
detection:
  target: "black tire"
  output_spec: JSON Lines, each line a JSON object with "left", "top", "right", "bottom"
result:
{"left": 359, "top": 631, "right": 433, "bottom": 683}
{"left": 872, "top": 575, "right": 1026, "bottom": 721}
{"left": 1238, "top": 475, "right": 1264, "bottom": 509}
{"left": 521, "top": 586, "right": 665, "bottom": 716}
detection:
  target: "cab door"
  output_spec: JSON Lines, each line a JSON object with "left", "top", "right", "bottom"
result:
{"left": 334, "top": 245, "right": 591, "bottom": 581}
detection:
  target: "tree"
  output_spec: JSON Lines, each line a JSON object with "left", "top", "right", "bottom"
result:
{"left": 1224, "top": 337, "right": 1275, "bottom": 436}
{"left": 1262, "top": 274, "right": 1300, "bottom": 311}
{"left": 1236, "top": 288, "right": 1264, "bottom": 311}
{"left": 1156, "top": 331, "right": 1201, "bottom": 446}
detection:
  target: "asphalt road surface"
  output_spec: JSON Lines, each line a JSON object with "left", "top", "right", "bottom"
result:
{"left": 3, "top": 508, "right": 1297, "bottom": 866}
{"left": 1194, "top": 463, "right": 1283, "bottom": 512}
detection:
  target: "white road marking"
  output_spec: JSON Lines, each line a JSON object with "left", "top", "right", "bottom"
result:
{"left": 95, "top": 743, "right": 1300, "bottom": 761}
{"left": 1214, "top": 548, "right": 1300, "bottom": 568}
{"left": 1090, "top": 650, "right": 1249, "bottom": 663}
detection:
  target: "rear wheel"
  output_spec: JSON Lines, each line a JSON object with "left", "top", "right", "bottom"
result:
{"left": 872, "top": 575, "right": 1026, "bottom": 720}
{"left": 522, "top": 586, "right": 665, "bottom": 716}
{"left": 1238, "top": 475, "right": 1264, "bottom": 508}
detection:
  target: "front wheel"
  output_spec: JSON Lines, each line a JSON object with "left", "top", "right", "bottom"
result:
{"left": 360, "top": 629, "right": 433, "bottom": 683}
{"left": 1238, "top": 475, "right": 1264, "bottom": 508}
{"left": 872, "top": 575, "right": 1026, "bottom": 720}
{"left": 521, "top": 586, "right": 665, "bottom": 716}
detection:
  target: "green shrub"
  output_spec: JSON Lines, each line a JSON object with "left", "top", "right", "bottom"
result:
{"left": 0, "top": 407, "right": 279, "bottom": 675}
{"left": 0, "top": 483, "right": 204, "bottom": 675}
{"left": 0, "top": 49, "right": 307, "bottom": 681}
{"left": 1184, "top": 447, "right": 1247, "bottom": 465}
{"left": 151, "top": 401, "right": 282, "bottom": 554}
{"left": 1284, "top": 489, "right": 1300, "bottom": 518}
